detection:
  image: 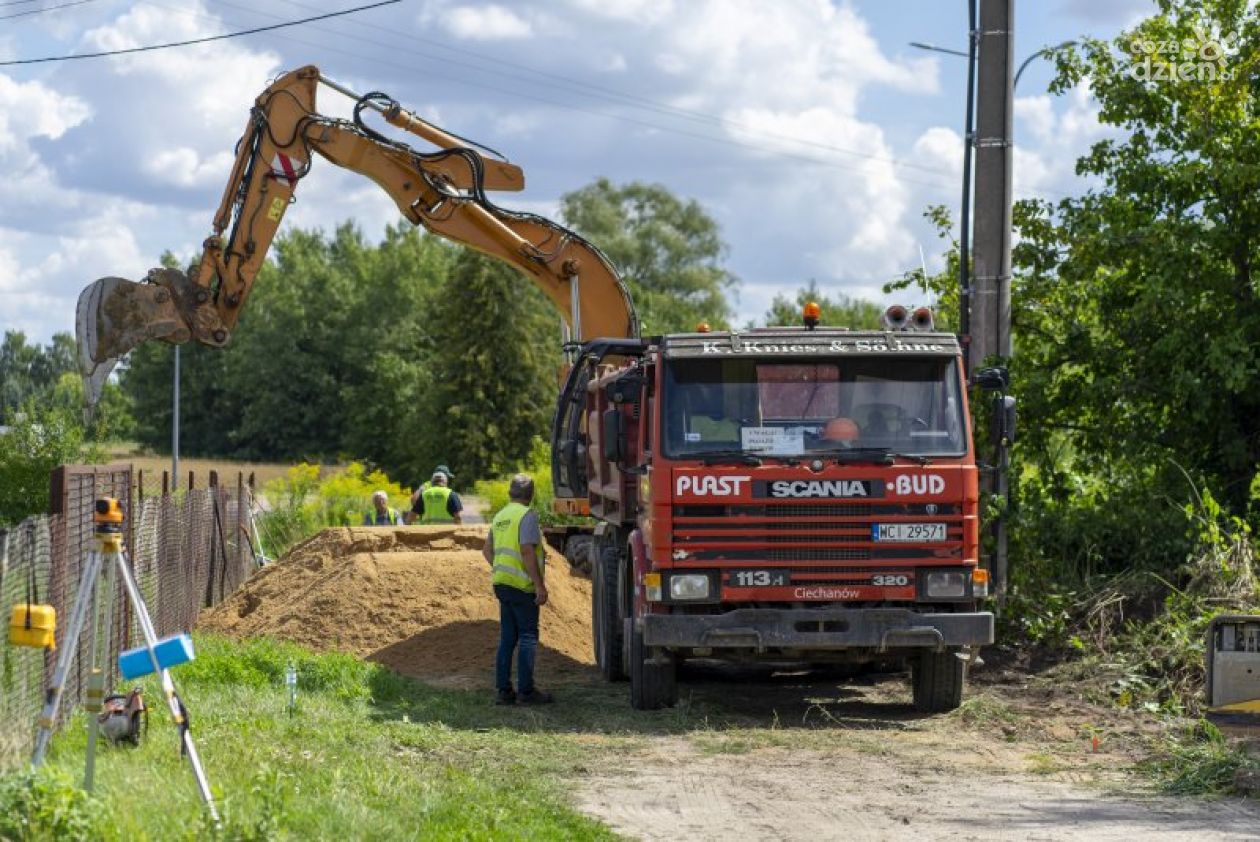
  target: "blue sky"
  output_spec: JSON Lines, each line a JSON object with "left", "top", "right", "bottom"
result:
{"left": 0, "top": 0, "right": 1152, "bottom": 342}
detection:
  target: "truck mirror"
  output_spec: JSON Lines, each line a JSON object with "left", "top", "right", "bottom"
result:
{"left": 994, "top": 395, "right": 1017, "bottom": 446}
{"left": 975, "top": 366, "right": 1009, "bottom": 392}
{"left": 602, "top": 409, "right": 626, "bottom": 463}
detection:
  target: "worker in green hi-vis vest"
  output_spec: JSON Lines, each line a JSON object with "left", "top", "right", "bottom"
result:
{"left": 481, "top": 474, "right": 553, "bottom": 706}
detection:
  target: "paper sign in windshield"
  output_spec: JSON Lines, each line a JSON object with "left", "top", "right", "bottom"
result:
{"left": 740, "top": 426, "right": 803, "bottom": 454}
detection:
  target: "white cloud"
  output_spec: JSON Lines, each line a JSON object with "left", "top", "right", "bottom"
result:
{"left": 441, "top": 4, "right": 533, "bottom": 40}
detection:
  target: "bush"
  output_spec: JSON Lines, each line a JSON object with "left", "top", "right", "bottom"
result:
{"left": 255, "top": 462, "right": 410, "bottom": 556}
{"left": 0, "top": 768, "right": 103, "bottom": 840}
{"left": 473, "top": 438, "right": 588, "bottom": 526}
{"left": 0, "top": 403, "right": 102, "bottom": 527}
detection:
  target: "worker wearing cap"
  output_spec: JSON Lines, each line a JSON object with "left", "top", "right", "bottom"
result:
{"left": 481, "top": 474, "right": 553, "bottom": 705}
{"left": 413, "top": 472, "right": 463, "bottom": 525}
{"left": 363, "top": 490, "right": 401, "bottom": 526}
{"left": 408, "top": 464, "right": 455, "bottom": 520}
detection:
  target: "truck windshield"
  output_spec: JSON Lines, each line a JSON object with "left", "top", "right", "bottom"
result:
{"left": 663, "top": 357, "right": 967, "bottom": 458}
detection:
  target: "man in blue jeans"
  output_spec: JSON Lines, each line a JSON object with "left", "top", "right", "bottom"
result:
{"left": 481, "top": 474, "right": 554, "bottom": 705}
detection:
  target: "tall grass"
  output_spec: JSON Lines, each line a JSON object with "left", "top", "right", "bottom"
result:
{"left": 256, "top": 462, "right": 411, "bottom": 556}
{"left": 0, "top": 635, "right": 615, "bottom": 839}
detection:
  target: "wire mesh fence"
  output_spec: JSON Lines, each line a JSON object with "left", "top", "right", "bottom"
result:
{"left": 0, "top": 465, "right": 260, "bottom": 772}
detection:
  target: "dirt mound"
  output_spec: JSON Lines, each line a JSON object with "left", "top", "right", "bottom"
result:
{"left": 198, "top": 525, "right": 595, "bottom": 688}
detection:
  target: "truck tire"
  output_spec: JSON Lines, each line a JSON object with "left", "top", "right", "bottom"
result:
{"left": 912, "top": 649, "right": 965, "bottom": 713}
{"left": 593, "top": 544, "right": 626, "bottom": 681}
{"left": 627, "top": 617, "right": 677, "bottom": 710}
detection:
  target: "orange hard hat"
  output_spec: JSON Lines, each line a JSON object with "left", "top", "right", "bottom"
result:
{"left": 821, "top": 417, "right": 859, "bottom": 441}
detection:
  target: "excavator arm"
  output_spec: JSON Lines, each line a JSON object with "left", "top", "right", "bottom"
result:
{"left": 77, "top": 64, "right": 638, "bottom": 403}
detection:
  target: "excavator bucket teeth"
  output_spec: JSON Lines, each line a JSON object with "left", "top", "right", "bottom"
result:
{"left": 76, "top": 276, "right": 189, "bottom": 411}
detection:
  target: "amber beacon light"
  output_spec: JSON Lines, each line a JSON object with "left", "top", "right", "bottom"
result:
{"left": 803, "top": 301, "right": 821, "bottom": 330}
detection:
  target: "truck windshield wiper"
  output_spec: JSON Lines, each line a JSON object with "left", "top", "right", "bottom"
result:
{"left": 698, "top": 450, "right": 763, "bottom": 466}
{"left": 824, "top": 447, "right": 930, "bottom": 466}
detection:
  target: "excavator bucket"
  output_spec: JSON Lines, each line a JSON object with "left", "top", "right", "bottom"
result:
{"left": 76, "top": 275, "right": 189, "bottom": 411}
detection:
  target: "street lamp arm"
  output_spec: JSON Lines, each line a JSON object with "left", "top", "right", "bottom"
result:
{"left": 1014, "top": 40, "right": 1077, "bottom": 91}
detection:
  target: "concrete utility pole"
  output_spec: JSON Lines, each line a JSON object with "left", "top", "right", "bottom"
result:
{"left": 969, "top": 0, "right": 1014, "bottom": 371}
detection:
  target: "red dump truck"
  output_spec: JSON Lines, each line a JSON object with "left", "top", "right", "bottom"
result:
{"left": 554, "top": 317, "right": 1004, "bottom": 710}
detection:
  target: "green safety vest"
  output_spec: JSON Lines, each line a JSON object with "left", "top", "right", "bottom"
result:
{"left": 420, "top": 486, "right": 455, "bottom": 524}
{"left": 490, "top": 501, "right": 539, "bottom": 592}
{"left": 364, "top": 507, "right": 400, "bottom": 526}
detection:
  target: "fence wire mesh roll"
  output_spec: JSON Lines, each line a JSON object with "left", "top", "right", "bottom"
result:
{"left": 0, "top": 466, "right": 260, "bottom": 772}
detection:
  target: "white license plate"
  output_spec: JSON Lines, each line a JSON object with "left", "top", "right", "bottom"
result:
{"left": 873, "top": 523, "right": 947, "bottom": 542}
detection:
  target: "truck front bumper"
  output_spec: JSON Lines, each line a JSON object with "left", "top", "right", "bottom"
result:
{"left": 641, "top": 607, "right": 993, "bottom": 653}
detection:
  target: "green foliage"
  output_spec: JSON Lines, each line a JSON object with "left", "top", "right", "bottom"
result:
{"left": 124, "top": 224, "right": 453, "bottom": 475}
{"left": 418, "top": 250, "right": 559, "bottom": 488}
{"left": 561, "top": 178, "right": 737, "bottom": 333}
{"left": 256, "top": 462, "right": 410, "bottom": 556}
{"left": 1016, "top": 2, "right": 1260, "bottom": 520}
{"left": 761, "top": 281, "right": 883, "bottom": 330}
{"left": 0, "top": 404, "right": 102, "bottom": 527}
{"left": 0, "top": 768, "right": 103, "bottom": 840}
{"left": 0, "top": 331, "right": 132, "bottom": 439}
{"left": 473, "top": 437, "right": 587, "bottom": 527}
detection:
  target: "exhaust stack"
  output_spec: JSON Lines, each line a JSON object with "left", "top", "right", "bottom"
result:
{"left": 881, "top": 305, "right": 909, "bottom": 331}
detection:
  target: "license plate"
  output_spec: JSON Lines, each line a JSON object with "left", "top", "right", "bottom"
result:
{"left": 873, "top": 523, "right": 947, "bottom": 542}
{"left": 727, "top": 569, "right": 790, "bottom": 587}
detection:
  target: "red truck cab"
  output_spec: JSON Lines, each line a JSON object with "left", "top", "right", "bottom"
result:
{"left": 553, "top": 320, "right": 998, "bottom": 711}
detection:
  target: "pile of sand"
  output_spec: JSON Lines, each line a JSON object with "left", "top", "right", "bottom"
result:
{"left": 197, "top": 526, "right": 595, "bottom": 688}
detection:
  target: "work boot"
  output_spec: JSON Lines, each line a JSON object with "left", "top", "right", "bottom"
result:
{"left": 517, "top": 689, "right": 554, "bottom": 705}
{"left": 494, "top": 689, "right": 516, "bottom": 706}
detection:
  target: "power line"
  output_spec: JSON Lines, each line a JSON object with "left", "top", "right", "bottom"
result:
{"left": 0, "top": 0, "right": 399, "bottom": 66}
{"left": 226, "top": 0, "right": 951, "bottom": 179}
{"left": 0, "top": 0, "right": 46, "bottom": 7}
{"left": 1, "top": 0, "right": 96, "bottom": 20}
{"left": 130, "top": 0, "right": 952, "bottom": 190}
{"left": 160, "top": 0, "right": 957, "bottom": 191}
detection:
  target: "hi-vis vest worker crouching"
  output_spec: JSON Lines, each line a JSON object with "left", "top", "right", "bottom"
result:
{"left": 482, "top": 474, "right": 553, "bottom": 706}
{"left": 363, "top": 490, "right": 401, "bottom": 526}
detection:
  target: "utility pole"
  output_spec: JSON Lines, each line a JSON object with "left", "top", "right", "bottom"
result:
{"left": 969, "top": 0, "right": 1014, "bottom": 370}
{"left": 970, "top": 0, "right": 1015, "bottom": 610}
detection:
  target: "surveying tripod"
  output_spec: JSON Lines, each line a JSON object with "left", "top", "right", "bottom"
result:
{"left": 30, "top": 498, "right": 219, "bottom": 824}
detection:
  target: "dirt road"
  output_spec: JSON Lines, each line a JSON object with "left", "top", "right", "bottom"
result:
{"left": 574, "top": 667, "right": 1260, "bottom": 841}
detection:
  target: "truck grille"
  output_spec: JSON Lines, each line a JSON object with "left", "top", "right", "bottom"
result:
{"left": 672, "top": 500, "right": 964, "bottom": 567}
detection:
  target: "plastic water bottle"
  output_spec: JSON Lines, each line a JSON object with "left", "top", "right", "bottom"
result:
{"left": 285, "top": 662, "right": 298, "bottom": 716}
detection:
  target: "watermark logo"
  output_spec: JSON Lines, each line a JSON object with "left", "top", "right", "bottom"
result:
{"left": 1128, "top": 25, "right": 1239, "bottom": 82}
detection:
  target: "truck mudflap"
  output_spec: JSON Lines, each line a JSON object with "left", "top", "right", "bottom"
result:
{"left": 641, "top": 608, "right": 993, "bottom": 653}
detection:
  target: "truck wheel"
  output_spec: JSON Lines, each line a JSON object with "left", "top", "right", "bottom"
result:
{"left": 911, "top": 649, "right": 965, "bottom": 713}
{"left": 627, "top": 618, "right": 677, "bottom": 710}
{"left": 593, "top": 544, "right": 626, "bottom": 681}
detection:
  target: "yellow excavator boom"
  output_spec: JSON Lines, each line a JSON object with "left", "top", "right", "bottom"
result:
{"left": 77, "top": 65, "right": 638, "bottom": 404}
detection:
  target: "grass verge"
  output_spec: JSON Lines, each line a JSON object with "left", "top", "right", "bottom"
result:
{"left": 1, "top": 635, "right": 615, "bottom": 840}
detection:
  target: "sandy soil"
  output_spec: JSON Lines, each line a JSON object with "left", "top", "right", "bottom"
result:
{"left": 575, "top": 669, "right": 1260, "bottom": 841}
{"left": 198, "top": 525, "right": 595, "bottom": 687}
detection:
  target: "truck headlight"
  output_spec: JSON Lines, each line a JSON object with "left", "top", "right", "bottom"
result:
{"left": 669, "top": 574, "right": 710, "bottom": 600}
{"left": 925, "top": 571, "right": 967, "bottom": 599}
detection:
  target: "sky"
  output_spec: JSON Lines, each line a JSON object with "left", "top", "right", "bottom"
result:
{"left": 0, "top": 0, "right": 1154, "bottom": 344}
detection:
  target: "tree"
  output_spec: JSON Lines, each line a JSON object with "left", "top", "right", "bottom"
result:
{"left": 560, "top": 178, "right": 737, "bottom": 334}
{"left": 122, "top": 224, "right": 453, "bottom": 472}
{"left": 762, "top": 281, "right": 883, "bottom": 330}
{"left": 416, "top": 250, "right": 558, "bottom": 486}
{"left": 0, "top": 403, "right": 100, "bottom": 526}
{"left": 1013, "top": 0, "right": 1260, "bottom": 519}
